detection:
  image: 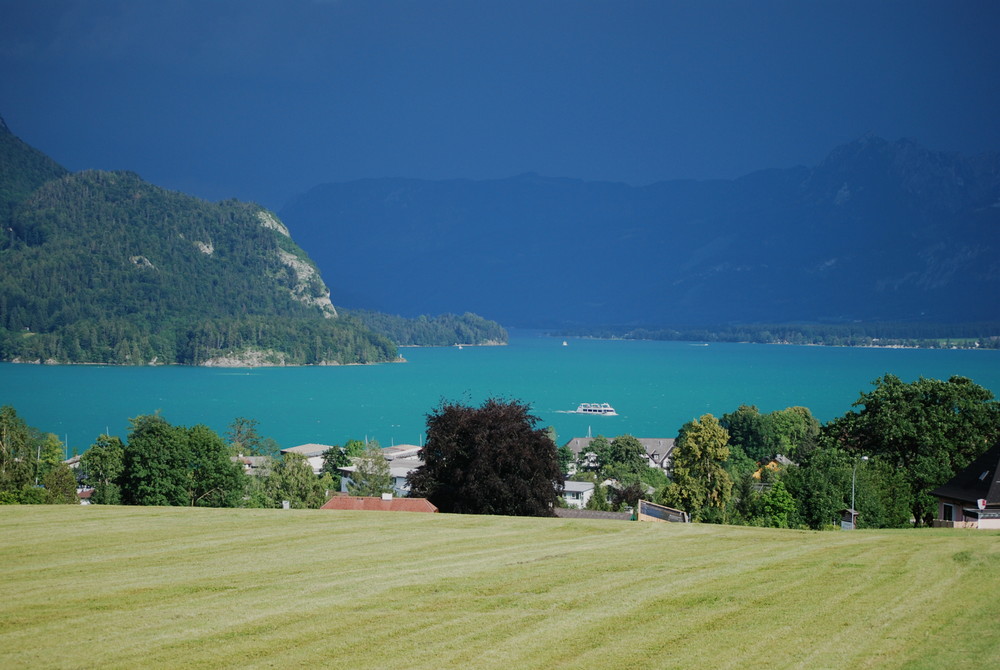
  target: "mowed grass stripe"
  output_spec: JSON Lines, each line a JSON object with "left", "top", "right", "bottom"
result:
{"left": 1, "top": 506, "right": 998, "bottom": 669}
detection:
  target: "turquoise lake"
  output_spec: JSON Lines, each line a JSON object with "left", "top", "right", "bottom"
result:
{"left": 2, "top": 332, "right": 1000, "bottom": 453}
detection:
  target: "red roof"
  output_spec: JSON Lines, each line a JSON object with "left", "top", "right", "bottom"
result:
{"left": 320, "top": 495, "right": 438, "bottom": 513}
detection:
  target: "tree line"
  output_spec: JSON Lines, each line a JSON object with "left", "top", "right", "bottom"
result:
{"left": 347, "top": 310, "right": 509, "bottom": 347}
{"left": 556, "top": 322, "right": 1000, "bottom": 349}
{"left": 4, "top": 374, "right": 998, "bottom": 530}
{"left": 564, "top": 375, "right": 999, "bottom": 528}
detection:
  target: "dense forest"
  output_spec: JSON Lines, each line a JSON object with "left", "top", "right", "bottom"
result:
{"left": 348, "top": 310, "right": 508, "bottom": 346}
{"left": 0, "top": 168, "right": 395, "bottom": 364}
{"left": 0, "top": 116, "right": 504, "bottom": 363}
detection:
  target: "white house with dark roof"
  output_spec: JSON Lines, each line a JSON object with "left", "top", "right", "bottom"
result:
{"left": 931, "top": 442, "right": 1000, "bottom": 529}
{"left": 563, "top": 480, "right": 595, "bottom": 509}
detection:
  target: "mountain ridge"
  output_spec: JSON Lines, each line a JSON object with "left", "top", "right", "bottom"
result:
{"left": 280, "top": 135, "right": 1000, "bottom": 328}
{"left": 0, "top": 118, "right": 397, "bottom": 365}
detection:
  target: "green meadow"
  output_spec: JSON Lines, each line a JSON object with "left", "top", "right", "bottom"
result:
{"left": 2, "top": 506, "right": 998, "bottom": 669}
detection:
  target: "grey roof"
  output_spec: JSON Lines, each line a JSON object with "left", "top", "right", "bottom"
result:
{"left": 383, "top": 445, "right": 422, "bottom": 460}
{"left": 563, "top": 480, "right": 595, "bottom": 494}
{"left": 231, "top": 455, "right": 270, "bottom": 466}
{"left": 280, "top": 443, "right": 333, "bottom": 457}
{"left": 563, "top": 436, "right": 676, "bottom": 467}
{"left": 931, "top": 442, "right": 1000, "bottom": 506}
{"left": 388, "top": 457, "right": 423, "bottom": 478}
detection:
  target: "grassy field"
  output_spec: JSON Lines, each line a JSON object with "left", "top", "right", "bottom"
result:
{"left": 2, "top": 506, "right": 998, "bottom": 669}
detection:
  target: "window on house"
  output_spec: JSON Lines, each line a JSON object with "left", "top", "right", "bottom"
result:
{"left": 942, "top": 503, "right": 954, "bottom": 522}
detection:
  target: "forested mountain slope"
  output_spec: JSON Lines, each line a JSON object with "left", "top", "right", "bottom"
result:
{"left": 0, "top": 115, "right": 67, "bottom": 222}
{"left": 0, "top": 117, "right": 396, "bottom": 365}
{"left": 281, "top": 136, "right": 1000, "bottom": 327}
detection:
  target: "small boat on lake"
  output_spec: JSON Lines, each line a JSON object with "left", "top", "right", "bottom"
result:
{"left": 575, "top": 402, "right": 618, "bottom": 416}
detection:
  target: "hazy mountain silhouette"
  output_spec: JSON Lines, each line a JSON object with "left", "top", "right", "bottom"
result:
{"left": 281, "top": 135, "right": 1000, "bottom": 327}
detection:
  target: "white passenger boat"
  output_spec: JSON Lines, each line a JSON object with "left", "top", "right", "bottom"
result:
{"left": 575, "top": 402, "right": 618, "bottom": 416}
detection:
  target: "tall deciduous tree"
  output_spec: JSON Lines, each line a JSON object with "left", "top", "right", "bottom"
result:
{"left": 721, "top": 405, "right": 820, "bottom": 462}
{"left": 121, "top": 415, "right": 192, "bottom": 506}
{"left": 34, "top": 432, "right": 65, "bottom": 483}
{"left": 720, "top": 405, "right": 768, "bottom": 462}
{"left": 188, "top": 424, "right": 245, "bottom": 507}
{"left": 225, "top": 417, "right": 278, "bottom": 456}
{"left": 80, "top": 434, "right": 125, "bottom": 504}
{"left": 408, "top": 398, "right": 562, "bottom": 516}
{"left": 758, "top": 479, "right": 796, "bottom": 528}
{"left": 824, "top": 375, "right": 1000, "bottom": 525}
{"left": 768, "top": 406, "right": 820, "bottom": 459}
{"left": 119, "top": 415, "right": 244, "bottom": 507}
{"left": 556, "top": 442, "right": 575, "bottom": 475}
{"left": 585, "top": 435, "right": 612, "bottom": 472}
{"left": 347, "top": 441, "right": 393, "bottom": 497}
{"left": 782, "top": 447, "right": 851, "bottom": 530}
{"left": 320, "top": 439, "right": 367, "bottom": 484}
{"left": 0, "top": 405, "right": 34, "bottom": 494}
{"left": 659, "top": 414, "right": 733, "bottom": 522}
{"left": 268, "top": 453, "right": 330, "bottom": 508}
{"left": 43, "top": 462, "right": 78, "bottom": 504}
{"left": 607, "top": 434, "right": 647, "bottom": 478}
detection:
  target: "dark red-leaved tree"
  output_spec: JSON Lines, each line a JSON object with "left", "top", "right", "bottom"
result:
{"left": 408, "top": 398, "right": 562, "bottom": 516}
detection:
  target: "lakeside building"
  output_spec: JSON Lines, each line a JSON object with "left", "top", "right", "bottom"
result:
{"left": 931, "top": 442, "right": 1000, "bottom": 529}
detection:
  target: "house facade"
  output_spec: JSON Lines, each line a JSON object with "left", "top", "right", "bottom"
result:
{"left": 562, "top": 480, "right": 595, "bottom": 509}
{"left": 930, "top": 442, "right": 1000, "bottom": 529}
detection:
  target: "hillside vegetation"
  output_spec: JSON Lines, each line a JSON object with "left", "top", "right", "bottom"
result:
{"left": 0, "top": 116, "right": 396, "bottom": 365}
{"left": 2, "top": 506, "right": 997, "bottom": 669}
{"left": 0, "top": 117, "right": 506, "bottom": 363}
{"left": 349, "top": 309, "right": 508, "bottom": 346}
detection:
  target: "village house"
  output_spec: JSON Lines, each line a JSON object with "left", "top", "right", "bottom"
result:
{"left": 337, "top": 452, "right": 423, "bottom": 498}
{"left": 563, "top": 436, "right": 676, "bottom": 473}
{"left": 752, "top": 454, "right": 795, "bottom": 480}
{"left": 231, "top": 454, "right": 270, "bottom": 475}
{"left": 930, "top": 442, "right": 1000, "bottom": 529}
{"left": 562, "top": 480, "right": 595, "bottom": 509}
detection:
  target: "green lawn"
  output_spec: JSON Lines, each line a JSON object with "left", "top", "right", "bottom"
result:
{"left": 2, "top": 506, "right": 998, "bottom": 669}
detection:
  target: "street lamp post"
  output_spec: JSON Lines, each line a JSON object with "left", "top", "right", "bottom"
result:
{"left": 850, "top": 455, "right": 869, "bottom": 529}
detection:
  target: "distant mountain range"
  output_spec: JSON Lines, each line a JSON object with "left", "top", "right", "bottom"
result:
{"left": 280, "top": 135, "right": 1000, "bottom": 328}
{"left": 0, "top": 117, "right": 503, "bottom": 365}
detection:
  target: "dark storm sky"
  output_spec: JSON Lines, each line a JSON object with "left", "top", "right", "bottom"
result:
{"left": 2, "top": 0, "right": 999, "bottom": 210}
